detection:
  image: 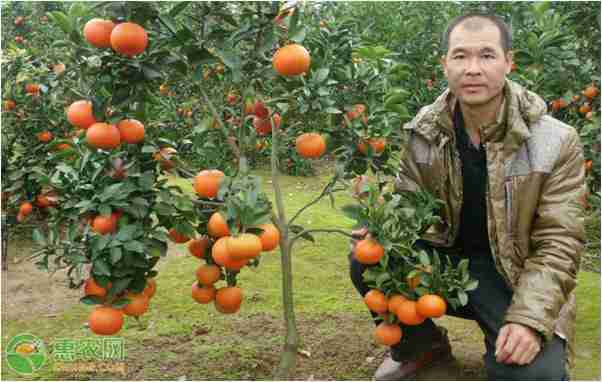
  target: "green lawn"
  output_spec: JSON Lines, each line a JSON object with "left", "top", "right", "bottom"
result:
{"left": 1, "top": 167, "right": 599, "bottom": 380}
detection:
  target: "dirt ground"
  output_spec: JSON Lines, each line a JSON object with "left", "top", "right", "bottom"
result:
{"left": 1, "top": 236, "right": 488, "bottom": 380}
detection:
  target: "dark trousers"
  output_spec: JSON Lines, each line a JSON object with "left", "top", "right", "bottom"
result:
{"left": 349, "top": 240, "right": 568, "bottom": 380}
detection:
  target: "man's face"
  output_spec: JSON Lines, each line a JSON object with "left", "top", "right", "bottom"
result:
{"left": 441, "top": 19, "right": 512, "bottom": 106}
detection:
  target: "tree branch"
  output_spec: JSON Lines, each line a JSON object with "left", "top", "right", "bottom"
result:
{"left": 289, "top": 180, "right": 345, "bottom": 226}
{"left": 289, "top": 228, "right": 353, "bottom": 249}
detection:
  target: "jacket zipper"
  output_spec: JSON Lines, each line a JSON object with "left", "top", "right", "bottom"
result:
{"left": 504, "top": 179, "right": 513, "bottom": 236}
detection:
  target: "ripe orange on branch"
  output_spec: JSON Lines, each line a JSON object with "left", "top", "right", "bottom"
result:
{"left": 374, "top": 322, "right": 402, "bottom": 346}
{"left": 143, "top": 278, "right": 157, "bottom": 299}
{"left": 37, "top": 131, "right": 53, "bottom": 143}
{"left": 86, "top": 123, "right": 121, "bottom": 149}
{"left": 583, "top": 85, "right": 599, "bottom": 100}
{"left": 354, "top": 238, "right": 384, "bottom": 265}
{"left": 358, "top": 138, "right": 386, "bottom": 155}
{"left": 67, "top": 100, "right": 96, "bottom": 129}
{"left": 364, "top": 289, "right": 388, "bottom": 314}
{"left": 215, "top": 286, "right": 243, "bottom": 314}
{"left": 91, "top": 214, "right": 117, "bottom": 235}
{"left": 211, "top": 237, "right": 248, "bottom": 271}
{"left": 416, "top": 294, "right": 447, "bottom": 318}
{"left": 19, "top": 201, "right": 33, "bottom": 216}
{"left": 25, "top": 83, "right": 40, "bottom": 95}
{"left": 257, "top": 223, "right": 280, "bottom": 251}
{"left": 110, "top": 22, "right": 148, "bottom": 57}
{"left": 88, "top": 306, "right": 124, "bottom": 335}
{"left": 117, "top": 119, "right": 145, "bottom": 144}
{"left": 396, "top": 300, "right": 426, "bottom": 326}
{"left": 272, "top": 44, "right": 311, "bottom": 76}
{"left": 295, "top": 133, "right": 326, "bottom": 159}
{"left": 226, "top": 233, "right": 263, "bottom": 260}
{"left": 196, "top": 264, "right": 222, "bottom": 286}
{"left": 168, "top": 228, "right": 190, "bottom": 244}
{"left": 194, "top": 170, "right": 225, "bottom": 199}
{"left": 84, "top": 278, "right": 111, "bottom": 298}
{"left": 83, "top": 18, "right": 115, "bottom": 48}
{"left": 208, "top": 212, "right": 230, "bottom": 238}
{"left": 188, "top": 236, "right": 210, "bottom": 259}
{"left": 122, "top": 293, "right": 150, "bottom": 317}
{"left": 3, "top": 100, "right": 16, "bottom": 111}
{"left": 192, "top": 283, "right": 216, "bottom": 304}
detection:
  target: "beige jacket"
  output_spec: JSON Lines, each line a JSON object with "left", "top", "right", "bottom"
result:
{"left": 395, "top": 79, "right": 587, "bottom": 370}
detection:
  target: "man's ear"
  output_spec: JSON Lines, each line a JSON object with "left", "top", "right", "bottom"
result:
{"left": 505, "top": 51, "right": 514, "bottom": 74}
{"left": 440, "top": 55, "right": 448, "bottom": 77}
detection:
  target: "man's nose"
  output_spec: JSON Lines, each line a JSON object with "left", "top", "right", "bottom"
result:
{"left": 466, "top": 57, "right": 482, "bottom": 75}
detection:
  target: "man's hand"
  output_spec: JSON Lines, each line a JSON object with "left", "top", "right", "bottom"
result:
{"left": 495, "top": 323, "right": 542, "bottom": 365}
{"left": 349, "top": 227, "right": 369, "bottom": 252}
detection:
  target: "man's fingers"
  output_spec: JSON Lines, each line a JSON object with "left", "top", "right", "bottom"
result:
{"left": 495, "top": 325, "right": 510, "bottom": 356}
{"left": 497, "top": 332, "right": 521, "bottom": 363}
{"left": 507, "top": 339, "right": 530, "bottom": 365}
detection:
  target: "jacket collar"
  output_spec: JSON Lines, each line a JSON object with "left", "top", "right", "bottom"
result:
{"left": 405, "top": 79, "right": 547, "bottom": 155}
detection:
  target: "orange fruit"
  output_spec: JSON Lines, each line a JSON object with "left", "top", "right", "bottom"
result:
{"left": 396, "top": 300, "right": 426, "bottom": 326}
{"left": 36, "top": 131, "right": 53, "bottom": 143}
{"left": 193, "top": 170, "right": 225, "bottom": 199}
{"left": 86, "top": 123, "right": 121, "bottom": 149}
{"left": 35, "top": 194, "right": 52, "bottom": 208}
{"left": 215, "top": 286, "right": 243, "bottom": 314}
{"left": 211, "top": 237, "right": 248, "bottom": 271}
{"left": 257, "top": 223, "right": 280, "bottom": 251}
{"left": 226, "top": 93, "right": 238, "bottom": 105}
{"left": 295, "top": 133, "right": 326, "bottom": 159}
{"left": 143, "top": 278, "right": 157, "bottom": 299}
{"left": 226, "top": 233, "right": 263, "bottom": 260}
{"left": 117, "top": 119, "right": 145, "bottom": 144}
{"left": 88, "top": 306, "right": 124, "bottom": 335}
{"left": 25, "top": 83, "right": 40, "bottom": 94}
{"left": 374, "top": 322, "right": 402, "bottom": 346}
{"left": 168, "top": 228, "right": 190, "bottom": 243}
{"left": 3, "top": 100, "right": 16, "bottom": 111}
{"left": 273, "top": 44, "right": 311, "bottom": 76}
{"left": 67, "top": 100, "right": 96, "bottom": 129}
{"left": 253, "top": 116, "right": 272, "bottom": 136}
{"left": 83, "top": 18, "right": 115, "bottom": 48}
{"left": 122, "top": 293, "right": 150, "bottom": 317}
{"left": 19, "top": 201, "right": 33, "bottom": 216}
{"left": 208, "top": 212, "right": 230, "bottom": 238}
{"left": 196, "top": 264, "right": 222, "bottom": 286}
{"left": 388, "top": 294, "right": 408, "bottom": 313}
{"left": 91, "top": 215, "right": 116, "bottom": 235}
{"left": 583, "top": 85, "right": 599, "bottom": 100}
{"left": 364, "top": 289, "right": 388, "bottom": 314}
{"left": 14, "top": 36, "right": 24, "bottom": 44}
{"left": 188, "top": 236, "right": 210, "bottom": 259}
{"left": 14, "top": 16, "right": 25, "bottom": 26}
{"left": 585, "top": 160, "right": 593, "bottom": 173}
{"left": 579, "top": 103, "right": 592, "bottom": 115}
{"left": 110, "top": 22, "right": 148, "bottom": 57}
{"left": 354, "top": 239, "right": 384, "bottom": 265}
{"left": 416, "top": 294, "right": 447, "bottom": 318}
{"left": 254, "top": 100, "right": 269, "bottom": 118}
{"left": 192, "top": 282, "right": 216, "bottom": 304}
{"left": 84, "top": 278, "right": 111, "bottom": 298}
{"left": 358, "top": 138, "right": 386, "bottom": 155}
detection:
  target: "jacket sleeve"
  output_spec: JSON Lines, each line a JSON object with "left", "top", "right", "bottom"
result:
{"left": 394, "top": 130, "right": 428, "bottom": 193}
{"left": 504, "top": 128, "right": 587, "bottom": 341}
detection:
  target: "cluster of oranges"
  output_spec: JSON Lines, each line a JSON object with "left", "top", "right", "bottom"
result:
{"left": 84, "top": 277, "right": 157, "bottom": 335}
{"left": 353, "top": 236, "right": 448, "bottom": 346}
{"left": 368, "top": 290, "right": 447, "bottom": 346}
{"left": 250, "top": 100, "right": 281, "bottom": 136}
{"left": 176, "top": 169, "right": 281, "bottom": 313}
{"left": 550, "top": 84, "right": 598, "bottom": 120}
{"left": 83, "top": 18, "right": 148, "bottom": 57}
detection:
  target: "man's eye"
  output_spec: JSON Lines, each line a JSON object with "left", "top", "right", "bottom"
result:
{"left": 453, "top": 55, "right": 465, "bottom": 60}
{"left": 483, "top": 54, "right": 495, "bottom": 59}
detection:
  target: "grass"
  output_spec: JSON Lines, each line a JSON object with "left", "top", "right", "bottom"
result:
{"left": 1, "top": 166, "right": 600, "bottom": 380}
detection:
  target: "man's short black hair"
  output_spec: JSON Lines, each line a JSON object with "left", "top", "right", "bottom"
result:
{"left": 441, "top": 13, "right": 512, "bottom": 55}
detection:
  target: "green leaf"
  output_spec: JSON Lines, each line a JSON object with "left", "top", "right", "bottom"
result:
{"left": 92, "top": 259, "right": 111, "bottom": 276}
{"left": 465, "top": 279, "right": 479, "bottom": 291}
{"left": 418, "top": 250, "right": 431, "bottom": 266}
{"left": 169, "top": 2, "right": 190, "bottom": 17}
{"left": 325, "top": 107, "right": 342, "bottom": 114}
{"left": 32, "top": 229, "right": 46, "bottom": 246}
{"left": 158, "top": 15, "right": 178, "bottom": 35}
{"left": 142, "top": 65, "right": 163, "bottom": 80}
{"left": 80, "top": 296, "right": 104, "bottom": 305}
{"left": 341, "top": 204, "right": 363, "bottom": 221}
{"left": 458, "top": 290, "right": 468, "bottom": 306}
{"left": 289, "top": 27, "right": 307, "bottom": 44}
{"left": 108, "top": 278, "right": 131, "bottom": 296}
{"left": 186, "top": 46, "right": 214, "bottom": 65}
{"left": 49, "top": 11, "right": 73, "bottom": 35}
{"left": 139, "top": 171, "right": 155, "bottom": 190}
{"left": 110, "top": 247, "right": 123, "bottom": 264}
{"left": 92, "top": 235, "right": 111, "bottom": 252}
{"left": 111, "top": 298, "right": 130, "bottom": 309}
{"left": 314, "top": 68, "right": 329, "bottom": 83}
{"left": 116, "top": 225, "right": 138, "bottom": 242}
{"left": 216, "top": 48, "right": 241, "bottom": 70}
{"left": 125, "top": 241, "right": 145, "bottom": 253}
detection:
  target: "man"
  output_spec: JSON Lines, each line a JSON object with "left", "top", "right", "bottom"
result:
{"left": 349, "top": 12, "right": 586, "bottom": 380}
